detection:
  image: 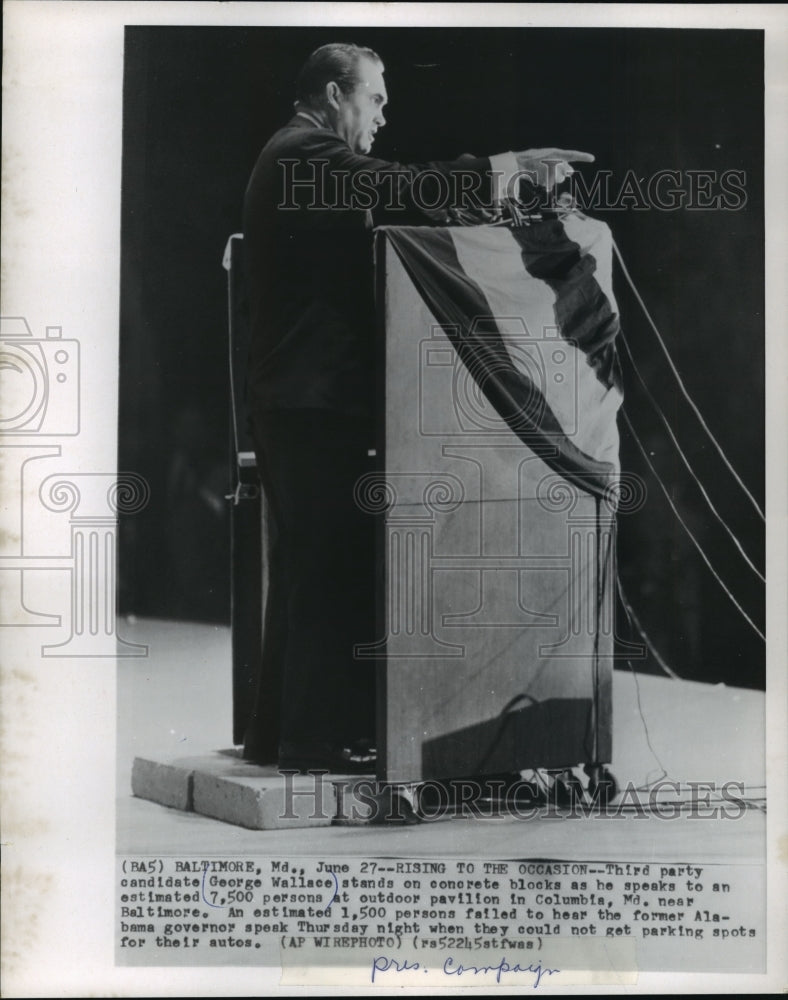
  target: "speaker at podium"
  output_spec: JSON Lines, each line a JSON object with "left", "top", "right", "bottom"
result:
{"left": 225, "top": 215, "right": 625, "bottom": 785}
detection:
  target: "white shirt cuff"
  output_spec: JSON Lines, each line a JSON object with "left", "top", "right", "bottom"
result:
{"left": 489, "top": 151, "right": 519, "bottom": 202}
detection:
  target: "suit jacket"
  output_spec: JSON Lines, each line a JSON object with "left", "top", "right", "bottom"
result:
{"left": 243, "top": 114, "right": 498, "bottom": 423}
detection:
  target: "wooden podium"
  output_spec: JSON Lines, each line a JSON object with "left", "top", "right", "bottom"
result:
{"left": 227, "top": 219, "right": 621, "bottom": 786}
{"left": 367, "top": 225, "right": 617, "bottom": 784}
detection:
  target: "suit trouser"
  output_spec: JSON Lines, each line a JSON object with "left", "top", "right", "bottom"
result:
{"left": 243, "top": 407, "right": 377, "bottom": 755}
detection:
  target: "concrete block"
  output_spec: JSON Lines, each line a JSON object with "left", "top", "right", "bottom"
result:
{"left": 131, "top": 756, "right": 194, "bottom": 811}
{"left": 130, "top": 749, "right": 245, "bottom": 811}
{"left": 130, "top": 749, "right": 388, "bottom": 829}
{"left": 192, "top": 771, "right": 338, "bottom": 830}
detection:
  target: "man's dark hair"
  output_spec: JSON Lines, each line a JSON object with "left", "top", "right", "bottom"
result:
{"left": 295, "top": 43, "right": 382, "bottom": 107}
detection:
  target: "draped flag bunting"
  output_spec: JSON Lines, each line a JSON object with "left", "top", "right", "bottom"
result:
{"left": 382, "top": 214, "right": 624, "bottom": 498}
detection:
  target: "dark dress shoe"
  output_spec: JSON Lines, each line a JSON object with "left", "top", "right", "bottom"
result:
{"left": 367, "top": 787, "right": 421, "bottom": 825}
{"left": 278, "top": 741, "right": 377, "bottom": 775}
{"left": 241, "top": 743, "right": 277, "bottom": 766}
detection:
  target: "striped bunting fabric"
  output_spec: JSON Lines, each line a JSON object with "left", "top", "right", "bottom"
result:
{"left": 383, "top": 214, "right": 624, "bottom": 498}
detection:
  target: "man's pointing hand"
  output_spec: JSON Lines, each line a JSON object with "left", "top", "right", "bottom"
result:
{"left": 513, "top": 148, "right": 595, "bottom": 190}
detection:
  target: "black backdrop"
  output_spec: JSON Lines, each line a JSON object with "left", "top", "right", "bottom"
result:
{"left": 119, "top": 26, "right": 764, "bottom": 688}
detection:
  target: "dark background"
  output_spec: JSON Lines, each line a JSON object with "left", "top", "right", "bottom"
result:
{"left": 118, "top": 27, "right": 764, "bottom": 688}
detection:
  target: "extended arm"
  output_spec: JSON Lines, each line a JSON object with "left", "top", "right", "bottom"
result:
{"left": 274, "top": 128, "right": 595, "bottom": 218}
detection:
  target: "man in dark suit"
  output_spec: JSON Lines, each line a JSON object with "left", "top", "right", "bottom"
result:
{"left": 242, "top": 42, "right": 592, "bottom": 773}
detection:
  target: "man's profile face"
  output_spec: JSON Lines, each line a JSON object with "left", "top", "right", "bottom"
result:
{"left": 335, "top": 56, "right": 387, "bottom": 154}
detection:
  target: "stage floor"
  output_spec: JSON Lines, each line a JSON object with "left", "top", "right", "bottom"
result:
{"left": 117, "top": 618, "right": 765, "bottom": 860}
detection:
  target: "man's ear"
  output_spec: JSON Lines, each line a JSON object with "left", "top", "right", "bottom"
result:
{"left": 325, "top": 81, "right": 342, "bottom": 110}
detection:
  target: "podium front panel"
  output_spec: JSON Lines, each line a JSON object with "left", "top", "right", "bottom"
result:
{"left": 374, "top": 229, "right": 615, "bottom": 784}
